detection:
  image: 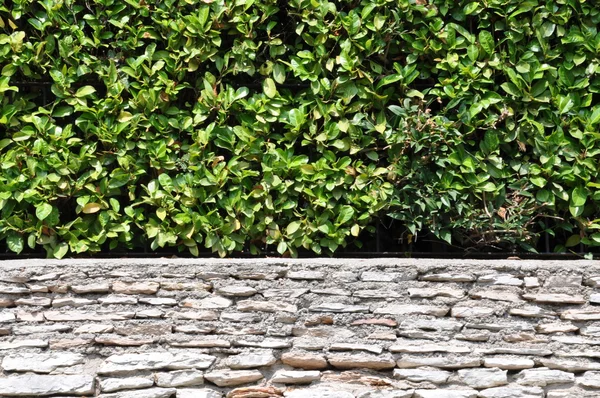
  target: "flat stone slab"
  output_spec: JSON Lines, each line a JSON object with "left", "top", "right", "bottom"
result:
{"left": 2, "top": 352, "right": 85, "bottom": 373}
{"left": 99, "top": 387, "right": 177, "bottom": 398}
{"left": 0, "top": 374, "right": 95, "bottom": 396}
{"left": 327, "top": 353, "right": 396, "bottom": 370}
{"left": 285, "top": 389, "right": 355, "bottom": 398}
{"left": 414, "top": 390, "right": 478, "bottom": 398}
{"left": 99, "top": 376, "right": 154, "bottom": 393}
{"left": 99, "top": 352, "right": 215, "bottom": 375}
{"left": 204, "top": 370, "right": 264, "bottom": 387}
{"left": 271, "top": 370, "right": 321, "bottom": 384}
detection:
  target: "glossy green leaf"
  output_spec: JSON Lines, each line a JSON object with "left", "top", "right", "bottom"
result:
{"left": 74, "top": 85, "right": 96, "bottom": 98}
{"left": 287, "top": 221, "right": 301, "bottom": 235}
{"left": 479, "top": 31, "right": 495, "bottom": 55}
{"left": 53, "top": 242, "right": 69, "bottom": 259}
{"left": 36, "top": 203, "right": 53, "bottom": 221}
{"left": 263, "top": 78, "right": 277, "bottom": 98}
{"left": 571, "top": 187, "right": 587, "bottom": 207}
{"left": 7, "top": 233, "right": 24, "bottom": 254}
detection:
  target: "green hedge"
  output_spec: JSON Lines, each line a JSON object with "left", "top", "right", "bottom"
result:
{"left": 1, "top": 0, "right": 599, "bottom": 258}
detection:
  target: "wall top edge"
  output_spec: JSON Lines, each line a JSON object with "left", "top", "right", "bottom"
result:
{"left": 1, "top": 257, "right": 599, "bottom": 271}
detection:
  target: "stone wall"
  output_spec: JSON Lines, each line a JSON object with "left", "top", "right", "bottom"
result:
{"left": 0, "top": 258, "right": 600, "bottom": 398}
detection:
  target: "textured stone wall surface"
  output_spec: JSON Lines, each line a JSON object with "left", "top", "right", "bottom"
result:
{"left": 1, "top": 258, "right": 600, "bottom": 398}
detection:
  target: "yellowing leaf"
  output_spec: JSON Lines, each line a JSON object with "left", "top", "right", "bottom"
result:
{"left": 82, "top": 203, "right": 101, "bottom": 214}
{"left": 117, "top": 111, "right": 134, "bottom": 123}
{"left": 263, "top": 78, "right": 277, "bottom": 98}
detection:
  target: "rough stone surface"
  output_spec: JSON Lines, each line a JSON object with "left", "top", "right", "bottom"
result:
{"left": 0, "top": 258, "right": 599, "bottom": 397}
{"left": 99, "top": 352, "right": 215, "bottom": 375}
{"left": 285, "top": 389, "right": 355, "bottom": 398}
{"left": 516, "top": 368, "right": 575, "bottom": 386}
{"left": 451, "top": 306, "right": 497, "bottom": 317}
{"left": 99, "top": 377, "right": 154, "bottom": 393}
{"left": 177, "top": 389, "right": 223, "bottom": 398}
{"left": 483, "top": 357, "right": 535, "bottom": 370}
{"left": 457, "top": 368, "right": 508, "bottom": 389}
{"left": 396, "top": 356, "right": 482, "bottom": 369}
{"left": 0, "top": 374, "right": 95, "bottom": 396}
{"left": 226, "top": 351, "right": 277, "bottom": 369}
{"left": 1, "top": 352, "right": 85, "bottom": 373}
{"left": 373, "top": 304, "right": 449, "bottom": 317}
{"left": 327, "top": 353, "right": 396, "bottom": 370}
{"left": 271, "top": 370, "right": 321, "bottom": 384}
{"left": 112, "top": 281, "right": 160, "bottom": 294}
{"left": 478, "top": 274, "right": 523, "bottom": 286}
{"left": 281, "top": 352, "right": 328, "bottom": 369}
{"left": 414, "top": 390, "right": 478, "bottom": 398}
{"left": 204, "top": 370, "right": 264, "bottom": 387}
{"left": 155, "top": 370, "right": 204, "bottom": 387}
{"left": 393, "top": 368, "right": 451, "bottom": 384}
{"left": 576, "top": 371, "right": 600, "bottom": 388}
{"left": 478, "top": 386, "right": 544, "bottom": 398}
{"left": 99, "top": 387, "right": 177, "bottom": 398}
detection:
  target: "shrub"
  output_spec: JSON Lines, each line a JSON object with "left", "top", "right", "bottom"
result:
{"left": 1, "top": 0, "right": 599, "bottom": 257}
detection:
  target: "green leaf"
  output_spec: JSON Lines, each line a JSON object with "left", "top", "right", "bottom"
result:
{"left": 273, "top": 64, "right": 286, "bottom": 84}
{"left": 53, "top": 106, "right": 73, "bottom": 117}
{"left": 263, "top": 78, "right": 277, "bottom": 98}
{"left": 531, "top": 79, "right": 547, "bottom": 98}
{"left": 117, "top": 111, "right": 134, "bottom": 123}
{"left": 571, "top": 186, "right": 587, "bottom": 207}
{"left": 7, "top": 233, "right": 24, "bottom": 254}
{"left": 27, "top": 234, "right": 36, "bottom": 249}
{"left": 2, "top": 64, "right": 17, "bottom": 77}
{"left": 74, "top": 85, "right": 96, "bottom": 98}
{"left": 300, "top": 165, "right": 315, "bottom": 175}
{"left": 0, "top": 138, "right": 11, "bottom": 151}
{"left": 569, "top": 205, "right": 584, "bottom": 218}
{"left": 530, "top": 176, "right": 547, "bottom": 188}
{"left": 501, "top": 82, "right": 521, "bottom": 97}
{"left": 480, "top": 182, "right": 496, "bottom": 192}
{"left": 13, "top": 131, "right": 32, "bottom": 141}
{"left": 234, "top": 87, "right": 249, "bottom": 101}
{"left": 82, "top": 203, "right": 101, "bottom": 214}
{"left": 336, "top": 205, "right": 355, "bottom": 225}
{"left": 277, "top": 241, "right": 287, "bottom": 254}
{"left": 406, "top": 89, "right": 424, "bottom": 99}
{"left": 536, "top": 189, "right": 551, "bottom": 203}
{"left": 463, "top": 2, "right": 478, "bottom": 15}
{"left": 590, "top": 107, "right": 600, "bottom": 125}
{"left": 351, "top": 224, "right": 360, "bottom": 237}
{"left": 540, "top": 22, "right": 555, "bottom": 38}
{"left": 53, "top": 242, "right": 69, "bottom": 259}
{"left": 36, "top": 203, "right": 53, "bottom": 221}
{"left": 479, "top": 31, "right": 495, "bottom": 55}
{"left": 439, "top": 229, "right": 451, "bottom": 244}
{"left": 286, "top": 221, "right": 301, "bottom": 235}
{"left": 481, "top": 131, "right": 499, "bottom": 153}
{"left": 158, "top": 173, "right": 173, "bottom": 191}
{"left": 565, "top": 234, "right": 581, "bottom": 247}
{"left": 557, "top": 95, "right": 574, "bottom": 114}
{"left": 288, "top": 108, "right": 305, "bottom": 127}
{"left": 376, "top": 74, "right": 401, "bottom": 90}
{"left": 467, "top": 44, "right": 479, "bottom": 62}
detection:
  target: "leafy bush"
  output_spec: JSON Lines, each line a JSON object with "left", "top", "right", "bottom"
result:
{"left": 1, "top": 0, "right": 599, "bottom": 258}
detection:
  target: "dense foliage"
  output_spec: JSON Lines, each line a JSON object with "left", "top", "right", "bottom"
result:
{"left": 1, "top": 0, "right": 600, "bottom": 258}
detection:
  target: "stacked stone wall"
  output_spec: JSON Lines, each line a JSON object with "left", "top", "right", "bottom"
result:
{"left": 0, "top": 258, "right": 599, "bottom": 397}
